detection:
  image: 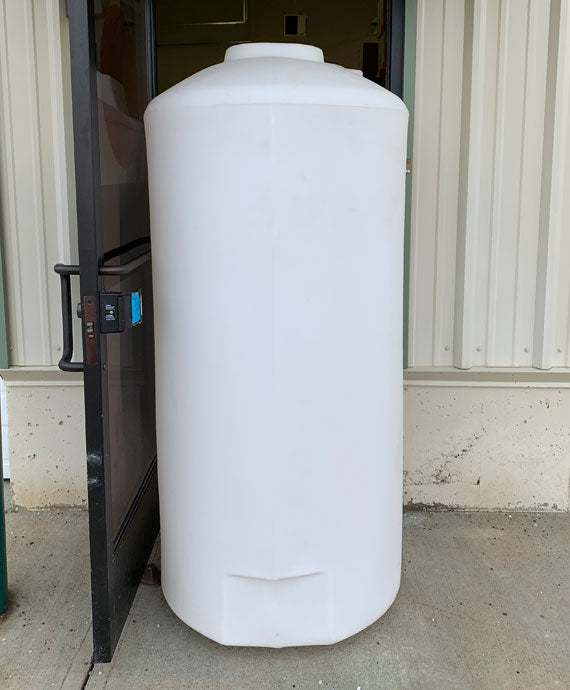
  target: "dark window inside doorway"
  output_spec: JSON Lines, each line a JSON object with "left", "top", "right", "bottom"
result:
{"left": 93, "top": 0, "right": 157, "bottom": 536}
{"left": 155, "top": 0, "right": 389, "bottom": 93}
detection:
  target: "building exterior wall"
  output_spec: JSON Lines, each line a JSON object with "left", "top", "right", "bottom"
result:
{"left": 404, "top": 0, "right": 570, "bottom": 510}
{"left": 404, "top": 374, "right": 570, "bottom": 511}
{"left": 0, "top": 0, "right": 86, "bottom": 507}
{"left": 2, "top": 368, "right": 86, "bottom": 509}
{"left": 0, "top": 0, "right": 79, "bottom": 367}
{"left": 409, "top": 0, "right": 570, "bottom": 369}
{"left": 0, "top": 0, "right": 568, "bottom": 510}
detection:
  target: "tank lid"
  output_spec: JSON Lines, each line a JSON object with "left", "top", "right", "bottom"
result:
{"left": 225, "top": 43, "right": 324, "bottom": 63}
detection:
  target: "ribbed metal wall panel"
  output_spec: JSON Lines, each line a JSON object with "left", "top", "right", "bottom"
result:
{"left": 539, "top": 0, "right": 570, "bottom": 369}
{"left": 0, "top": 0, "right": 77, "bottom": 367}
{"left": 409, "top": 0, "right": 568, "bottom": 370}
{"left": 409, "top": 0, "right": 464, "bottom": 367}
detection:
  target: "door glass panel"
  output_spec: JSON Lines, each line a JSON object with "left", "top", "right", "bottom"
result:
{"left": 104, "top": 267, "right": 155, "bottom": 537}
{"left": 94, "top": 0, "right": 156, "bottom": 536}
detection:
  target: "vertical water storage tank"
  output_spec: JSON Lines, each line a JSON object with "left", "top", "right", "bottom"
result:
{"left": 144, "top": 43, "right": 408, "bottom": 647}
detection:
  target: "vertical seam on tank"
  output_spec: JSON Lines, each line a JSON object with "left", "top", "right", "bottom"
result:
{"left": 269, "top": 104, "right": 278, "bottom": 585}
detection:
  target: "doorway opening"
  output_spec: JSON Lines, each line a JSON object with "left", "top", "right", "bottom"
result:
{"left": 64, "top": 0, "right": 409, "bottom": 662}
{"left": 154, "top": 0, "right": 403, "bottom": 95}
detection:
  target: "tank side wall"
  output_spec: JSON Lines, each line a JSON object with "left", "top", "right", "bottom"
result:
{"left": 145, "top": 102, "right": 407, "bottom": 645}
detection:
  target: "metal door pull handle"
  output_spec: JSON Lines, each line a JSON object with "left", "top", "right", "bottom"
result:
{"left": 53, "top": 240, "right": 151, "bottom": 372}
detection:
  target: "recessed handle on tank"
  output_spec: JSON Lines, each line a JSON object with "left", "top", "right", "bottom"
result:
{"left": 53, "top": 238, "right": 152, "bottom": 373}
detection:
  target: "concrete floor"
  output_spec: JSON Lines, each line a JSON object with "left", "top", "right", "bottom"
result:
{"left": 0, "top": 509, "right": 92, "bottom": 689}
{"left": 0, "top": 508, "right": 568, "bottom": 690}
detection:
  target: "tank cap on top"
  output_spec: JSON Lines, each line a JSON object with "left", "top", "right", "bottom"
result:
{"left": 225, "top": 43, "right": 324, "bottom": 63}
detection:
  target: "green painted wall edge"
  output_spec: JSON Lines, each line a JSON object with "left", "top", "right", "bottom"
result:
{"left": 0, "top": 230, "right": 9, "bottom": 369}
{"left": 0, "top": 459, "right": 6, "bottom": 614}
{"left": 0, "top": 223, "right": 9, "bottom": 610}
{"left": 402, "top": 0, "right": 417, "bottom": 369}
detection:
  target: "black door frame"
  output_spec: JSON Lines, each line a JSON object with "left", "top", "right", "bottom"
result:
{"left": 387, "top": 0, "right": 406, "bottom": 98}
{"left": 66, "top": 0, "right": 159, "bottom": 663}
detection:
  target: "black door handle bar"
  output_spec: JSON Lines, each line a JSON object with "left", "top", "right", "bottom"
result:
{"left": 54, "top": 240, "right": 151, "bottom": 373}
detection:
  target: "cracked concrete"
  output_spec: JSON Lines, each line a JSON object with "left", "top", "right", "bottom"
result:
{"left": 404, "top": 431, "right": 484, "bottom": 488}
{"left": 1, "top": 508, "right": 569, "bottom": 689}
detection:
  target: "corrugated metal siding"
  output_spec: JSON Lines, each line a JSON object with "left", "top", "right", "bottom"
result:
{"left": 0, "top": 0, "right": 77, "bottom": 367}
{"left": 409, "top": 0, "right": 464, "bottom": 367}
{"left": 409, "top": 0, "right": 570, "bottom": 369}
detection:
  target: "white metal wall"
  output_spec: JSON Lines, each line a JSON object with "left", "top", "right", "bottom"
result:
{"left": 409, "top": 0, "right": 570, "bottom": 369}
{"left": 0, "top": 0, "right": 77, "bottom": 367}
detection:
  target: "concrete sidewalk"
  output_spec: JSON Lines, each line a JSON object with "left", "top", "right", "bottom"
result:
{"left": 1, "top": 509, "right": 568, "bottom": 689}
{"left": 0, "top": 509, "right": 91, "bottom": 689}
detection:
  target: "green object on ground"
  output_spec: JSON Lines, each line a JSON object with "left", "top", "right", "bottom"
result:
{"left": 0, "top": 462, "right": 7, "bottom": 613}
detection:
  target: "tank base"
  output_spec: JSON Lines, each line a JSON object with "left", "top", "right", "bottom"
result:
{"left": 162, "top": 573, "right": 401, "bottom": 648}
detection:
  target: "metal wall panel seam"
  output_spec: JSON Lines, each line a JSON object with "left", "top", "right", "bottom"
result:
{"left": 533, "top": 0, "right": 567, "bottom": 369}
{"left": 0, "top": 0, "right": 25, "bottom": 364}
{"left": 557, "top": 1, "right": 570, "bottom": 366}
{"left": 29, "top": 0, "right": 56, "bottom": 366}
{"left": 485, "top": 0, "right": 509, "bottom": 367}
{"left": 45, "top": 0, "right": 75, "bottom": 366}
{"left": 402, "top": 0, "right": 418, "bottom": 369}
{"left": 453, "top": 0, "right": 488, "bottom": 369}
{"left": 511, "top": 0, "right": 533, "bottom": 367}
{"left": 431, "top": 0, "right": 446, "bottom": 366}
{"left": 432, "top": 0, "right": 463, "bottom": 368}
{"left": 407, "top": 0, "right": 427, "bottom": 366}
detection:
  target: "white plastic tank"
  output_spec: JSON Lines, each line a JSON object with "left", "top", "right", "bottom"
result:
{"left": 144, "top": 43, "right": 408, "bottom": 647}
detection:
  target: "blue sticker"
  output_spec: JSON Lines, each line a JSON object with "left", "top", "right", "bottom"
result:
{"left": 131, "top": 290, "right": 142, "bottom": 325}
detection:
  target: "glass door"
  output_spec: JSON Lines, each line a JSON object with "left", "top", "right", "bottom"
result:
{"left": 64, "top": 0, "right": 158, "bottom": 662}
